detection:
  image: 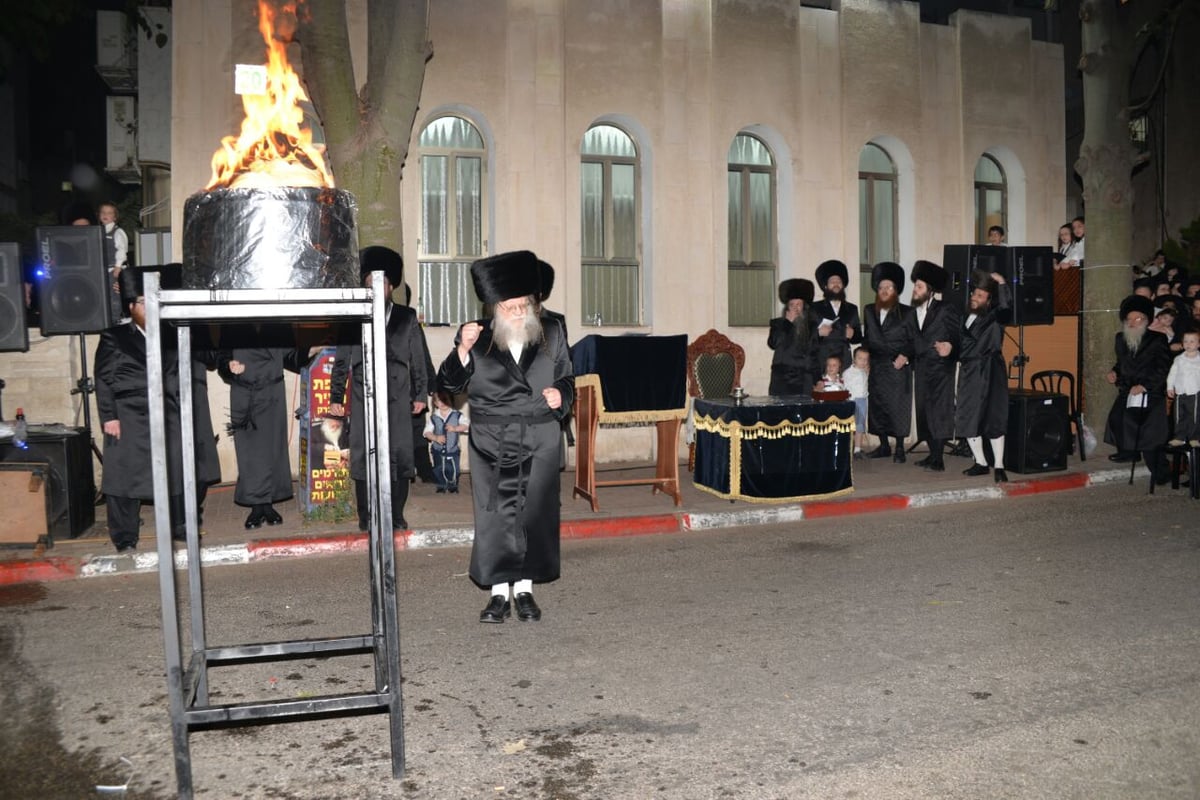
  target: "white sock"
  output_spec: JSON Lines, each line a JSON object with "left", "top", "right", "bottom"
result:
{"left": 990, "top": 435, "right": 1005, "bottom": 467}
{"left": 490, "top": 583, "right": 509, "bottom": 598}
{"left": 513, "top": 579, "right": 533, "bottom": 595}
{"left": 967, "top": 436, "right": 987, "bottom": 465}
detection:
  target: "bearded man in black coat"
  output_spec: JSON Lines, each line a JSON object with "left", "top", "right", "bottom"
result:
{"left": 767, "top": 278, "right": 819, "bottom": 396}
{"left": 908, "top": 260, "right": 960, "bottom": 472}
{"left": 1104, "top": 294, "right": 1172, "bottom": 483}
{"left": 811, "top": 259, "right": 862, "bottom": 370}
{"left": 861, "top": 262, "right": 914, "bottom": 462}
{"left": 954, "top": 271, "right": 1012, "bottom": 482}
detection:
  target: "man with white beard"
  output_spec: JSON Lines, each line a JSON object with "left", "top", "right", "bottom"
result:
{"left": 1104, "top": 294, "right": 1172, "bottom": 482}
{"left": 439, "top": 251, "right": 575, "bottom": 624}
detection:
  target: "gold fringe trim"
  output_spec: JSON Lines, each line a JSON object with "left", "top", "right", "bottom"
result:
{"left": 691, "top": 479, "right": 856, "bottom": 504}
{"left": 577, "top": 373, "right": 687, "bottom": 423}
{"left": 694, "top": 413, "right": 856, "bottom": 440}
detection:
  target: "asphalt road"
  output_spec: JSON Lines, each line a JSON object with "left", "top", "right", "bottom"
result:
{"left": 1, "top": 486, "right": 1198, "bottom": 800}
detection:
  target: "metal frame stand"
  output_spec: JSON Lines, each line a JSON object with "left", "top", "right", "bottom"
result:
{"left": 144, "top": 272, "right": 403, "bottom": 799}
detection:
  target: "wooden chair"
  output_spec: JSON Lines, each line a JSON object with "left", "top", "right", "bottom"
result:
{"left": 686, "top": 329, "right": 746, "bottom": 471}
{"left": 1029, "top": 369, "right": 1085, "bottom": 462}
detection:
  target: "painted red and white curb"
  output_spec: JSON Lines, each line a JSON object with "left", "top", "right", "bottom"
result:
{"left": 0, "top": 466, "right": 1164, "bottom": 587}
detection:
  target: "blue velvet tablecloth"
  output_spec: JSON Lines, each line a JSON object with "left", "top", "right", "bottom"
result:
{"left": 571, "top": 334, "right": 687, "bottom": 416}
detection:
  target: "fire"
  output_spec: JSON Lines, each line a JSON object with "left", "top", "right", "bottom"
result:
{"left": 206, "top": 0, "right": 333, "bottom": 190}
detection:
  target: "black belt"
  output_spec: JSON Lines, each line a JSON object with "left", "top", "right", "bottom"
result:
{"left": 472, "top": 411, "right": 558, "bottom": 515}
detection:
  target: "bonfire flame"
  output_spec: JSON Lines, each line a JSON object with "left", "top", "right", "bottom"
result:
{"left": 206, "top": 0, "right": 333, "bottom": 190}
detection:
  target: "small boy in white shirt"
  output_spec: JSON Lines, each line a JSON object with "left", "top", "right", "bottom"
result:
{"left": 841, "top": 348, "right": 870, "bottom": 458}
{"left": 815, "top": 355, "right": 845, "bottom": 392}
{"left": 1166, "top": 330, "right": 1200, "bottom": 447}
{"left": 423, "top": 390, "right": 470, "bottom": 493}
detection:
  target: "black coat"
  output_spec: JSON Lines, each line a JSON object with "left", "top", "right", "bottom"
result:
{"left": 438, "top": 318, "right": 574, "bottom": 588}
{"left": 767, "top": 309, "right": 820, "bottom": 396}
{"left": 217, "top": 324, "right": 305, "bottom": 506}
{"left": 94, "top": 323, "right": 220, "bottom": 499}
{"left": 1104, "top": 329, "right": 1171, "bottom": 451}
{"left": 330, "top": 305, "right": 430, "bottom": 482}
{"left": 910, "top": 299, "right": 961, "bottom": 441}
{"left": 954, "top": 287, "right": 1011, "bottom": 439}
{"left": 862, "top": 302, "right": 914, "bottom": 437}
{"left": 811, "top": 298, "right": 863, "bottom": 371}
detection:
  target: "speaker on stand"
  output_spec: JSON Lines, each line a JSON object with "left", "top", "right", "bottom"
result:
{"left": 1005, "top": 390, "right": 1070, "bottom": 473}
{"left": 942, "top": 245, "right": 1008, "bottom": 314}
{"left": 1004, "top": 247, "right": 1056, "bottom": 388}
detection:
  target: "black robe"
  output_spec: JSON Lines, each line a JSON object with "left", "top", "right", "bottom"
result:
{"left": 1104, "top": 329, "right": 1171, "bottom": 451}
{"left": 217, "top": 324, "right": 305, "bottom": 506}
{"left": 329, "top": 305, "right": 430, "bottom": 482}
{"left": 438, "top": 318, "right": 574, "bottom": 588}
{"left": 767, "top": 309, "right": 820, "bottom": 396}
{"left": 811, "top": 298, "right": 863, "bottom": 371}
{"left": 910, "top": 298, "right": 961, "bottom": 442}
{"left": 954, "top": 287, "right": 1011, "bottom": 439}
{"left": 862, "top": 302, "right": 914, "bottom": 438}
{"left": 94, "top": 322, "right": 220, "bottom": 499}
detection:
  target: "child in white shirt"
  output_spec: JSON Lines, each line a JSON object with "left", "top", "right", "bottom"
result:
{"left": 1166, "top": 330, "right": 1200, "bottom": 447}
{"left": 841, "top": 348, "right": 870, "bottom": 458}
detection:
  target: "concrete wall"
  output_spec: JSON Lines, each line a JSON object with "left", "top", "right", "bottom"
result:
{"left": 2, "top": 0, "right": 1065, "bottom": 480}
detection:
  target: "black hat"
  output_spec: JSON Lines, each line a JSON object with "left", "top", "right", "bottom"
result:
{"left": 119, "top": 265, "right": 182, "bottom": 305}
{"left": 63, "top": 202, "right": 96, "bottom": 226}
{"left": 870, "top": 261, "right": 905, "bottom": 294}
{"left": 536, "top": 259, "right": 555, "bottom": 303}
{"left": 815, "top": 260, "right": 849, "bottom": 290}
{"left": 778, "top": 278, "right": 815, "bottom": 306}
{"left": 1120, "top": 294, "right": 1155, "bottom": 322}
{"left": 360, "top": 246, "right": 404, "bottom": 286}
{"left": 911, "top": 260, "right": 947, "bottom": 293}
{"left": 471, "top": 250, "right": 542, "bottom": 305}
{"left": 971, "top": 270, "right": 999, "bottom": 297}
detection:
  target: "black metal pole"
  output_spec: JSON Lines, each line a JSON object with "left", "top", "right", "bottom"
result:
{"left": 0, "top": 377, "right": 6, "bottom": 419}
{"left": 71, "top": 332, "right": 103, "bottom": 464}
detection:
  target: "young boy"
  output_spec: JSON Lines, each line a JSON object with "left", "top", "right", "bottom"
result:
{"left": 99, "top": 201, "right": 129, "bottom": 323}
{"left": 424, "top": 390, "right": 470, "bottom": 493}
{"left": 842, "top": 348, "right": 870, "bottom": 459}
{"left": 1166, "top": 330, "right": 1200, "bottom": 447}
{"left": 816, "top": 354, "right": 845, "bottom": 392}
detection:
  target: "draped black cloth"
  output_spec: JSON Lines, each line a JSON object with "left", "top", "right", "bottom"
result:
{"left": 767, "top": 310, "right": 820, "bottom": 396}
{"left": 1104, "top": 329, "right": 1171, "bottom": 451}
{"left": 954, "top": 286, "right": 1011, "bottom": 439}
{"left": 811, "top": 298, "right": 863, "bottom": 371}
{"left": 330, "top": 306, "right": 430, "bottom": 482}
{"left": 861, "top": 302, "right": 914, "bottom": 437}
{"left": 439, "top": 319, "right": 575, "bottom": 588}
{"left": 570, "top": 334, "right": 686, "bottom": 414}
{"left": 910, "top": 298, "right": 961, "bottom": 442}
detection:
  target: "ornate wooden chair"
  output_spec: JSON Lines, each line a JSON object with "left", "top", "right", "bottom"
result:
{"left": 685, "top": 329, "right": 746, "bottom": 471}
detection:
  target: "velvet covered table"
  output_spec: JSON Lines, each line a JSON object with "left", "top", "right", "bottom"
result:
{"left": 693, "top": 396, "right": 855, "bottom": 502}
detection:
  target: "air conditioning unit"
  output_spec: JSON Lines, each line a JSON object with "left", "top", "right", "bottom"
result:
{"left": 96, "top": 11, "right": 136, "bottom": 93}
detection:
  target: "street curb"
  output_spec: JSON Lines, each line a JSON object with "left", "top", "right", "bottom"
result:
{"left": 0, "top": 465, "right": 1154, "bottom": 587}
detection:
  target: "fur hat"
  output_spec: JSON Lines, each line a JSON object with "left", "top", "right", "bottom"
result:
{"left": 870, "top": 261, "right": 905, "bottom": 294}
{"left": 910, "top": 260, "right": 947, "bottom": 294}
{"left": 1119, "top": 294, "right": 1155, "bottom": 322}
{"left": 536, "top": 259, "right": 555, "bottom": 303}
{"left": 778, "top": 278, "right": 815, "bottom": 306}
{"left": 971, "top": 270, "right": 999, "bottom": 298}
{"left": 815, "top": 260, "right": 849, "bottom": 290}
{"left": 359, "top": 246, "right": 404, "bottom": 286}
{"left": 471, "top": 250, "right": 543, "bottom": 305}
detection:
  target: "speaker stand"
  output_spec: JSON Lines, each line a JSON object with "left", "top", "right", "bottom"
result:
{"left": 69, "top": 332, "right": 103, "bottom": 467}
{"left": 1007, "top": 324, "right": 1030, "bottom": 387}
{"left": 0, "top": 377, "right": 6, "bottom": 419}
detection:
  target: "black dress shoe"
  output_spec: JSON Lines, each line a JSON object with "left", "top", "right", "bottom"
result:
{"left": 1108, "top": 452, "right": 1138, "bottom": 463}
{"left": 963, "top": 463, "right": 990, "bottom": 477}
{"left": 913, "top": 455, "right": 932, "bottom": 468}
{"left": 513, "top": 592, "right": 542, "bottom": 622}
{"left": 244, "top": 509, "right": 265, "bottom": 529}
{"left": 263, "top": 505, "right": 283, "bottom": 525}
{"left": 893, "top": 449, "right": 906, "bottom": 464}
{"left": 994, "top": 468, "right": 1009, "bottom": 483}
{"left": 924, "top": 460, "right": 945, "bottom": 472}
{"left": 479, "top": 595, "right": 510, "bottom": 624}
{"left": 866, "top": 446, "right": 891, "bottom": 459}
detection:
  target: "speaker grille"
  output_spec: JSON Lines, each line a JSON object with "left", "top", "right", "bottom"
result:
{"left": 36, "top": 226, "right": 113, "bottom": 335}
{"left": 0, "top": 243, "right": 28, "bottom": 352}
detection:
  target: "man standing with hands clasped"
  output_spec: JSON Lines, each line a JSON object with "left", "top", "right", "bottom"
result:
{"left": 908, "top": 260, "right": 960, "bottom": 472}
{"left": 439, "top": 250, "right": 575, "bottom": 624}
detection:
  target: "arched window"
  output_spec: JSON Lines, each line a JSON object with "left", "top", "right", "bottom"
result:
{"left": 858, "top": 143, "right": 897, "bottom": 296}
{"left": 580, "top": 124, "right": 640, "bottom": 326}
{"left": 418, "top": 115, "right": 487, "bottom": 324}
{"left": 727, "top": 133, "right": 776, "bottom": 326}
{"left": 974, "top": 154, "right": 1006, "bottom": 245}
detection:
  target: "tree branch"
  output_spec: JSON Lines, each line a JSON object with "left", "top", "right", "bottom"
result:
{"left": 297, "top": 0, "right": 361, "bottom": 165}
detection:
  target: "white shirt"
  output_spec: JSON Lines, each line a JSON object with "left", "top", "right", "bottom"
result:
{"left": 842, "top": 365, "right": 868, "bottom": 399}
{"left": 1167, "top": 351, "right": 1200, "bottom": 396}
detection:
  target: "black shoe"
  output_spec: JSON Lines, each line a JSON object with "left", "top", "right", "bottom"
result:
{"left": 924, "top": 460, "right": 945, "bottom": 472}
{"left": 913, "top": 455, "right": 932, "bottom": 468}
{"left": 245, "top": 509, "right": 266, "bottom": 529}
{"left": 263, "top": 506, "right": 283, "bottom": 525}
{"left": 116, "top": 544, "right": 136, "bottom": 554}
{"left": 436, "top": 487, "right": 447, "bottom": 493}
{"left": 1108, "top": 452, "right": 1138, "bottom": 463}
{"left": 994, "top": 468, "right": 1009, "bottom": 483}
{"left": 514, "top": 592, "right": 542, "bottom": 622}
{"left": 963, "top": 464, "right": 990, "bottom": 477}
{"left": 480, "top": 595, "right": 510, "bottom": 623}
{"left": 893, "top": 449, "right": 906, "bottom": 464}
{"left": 448, "top": 486, "right": 459, "bottom": 494}
{"left": 866, "top": 446, "right": 891, "bottom": 459}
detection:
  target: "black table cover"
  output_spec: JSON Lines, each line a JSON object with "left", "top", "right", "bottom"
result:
{"left": 571, "top": 334, "right": 687, "bottom": 417}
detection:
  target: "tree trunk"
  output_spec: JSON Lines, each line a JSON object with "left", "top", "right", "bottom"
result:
{"left": 1076, "top": 0, "right": 1134, "bottom": 417}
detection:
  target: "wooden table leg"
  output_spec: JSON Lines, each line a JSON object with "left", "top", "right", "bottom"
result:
{"left": 571, "top": 383, "right": 601, "bottom": 512}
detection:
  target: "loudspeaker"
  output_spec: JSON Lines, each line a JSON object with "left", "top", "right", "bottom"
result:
{"left": 942, "top": 245, "right": 1007, "bottom": 313}
{"left": 1006, "top": 247, "right": 1055, "bottom": 327}
{"left": 0, "top": 429, "right": 95, "bottom": 540}
{"left": 0, "top": 242, "right": 29, "bottom": 352}
{"left": 1005, "top": 390, "right": 1069, "bottom": 473}
{"left": 36, "top": 225, "right": 113, "bottom": 335}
